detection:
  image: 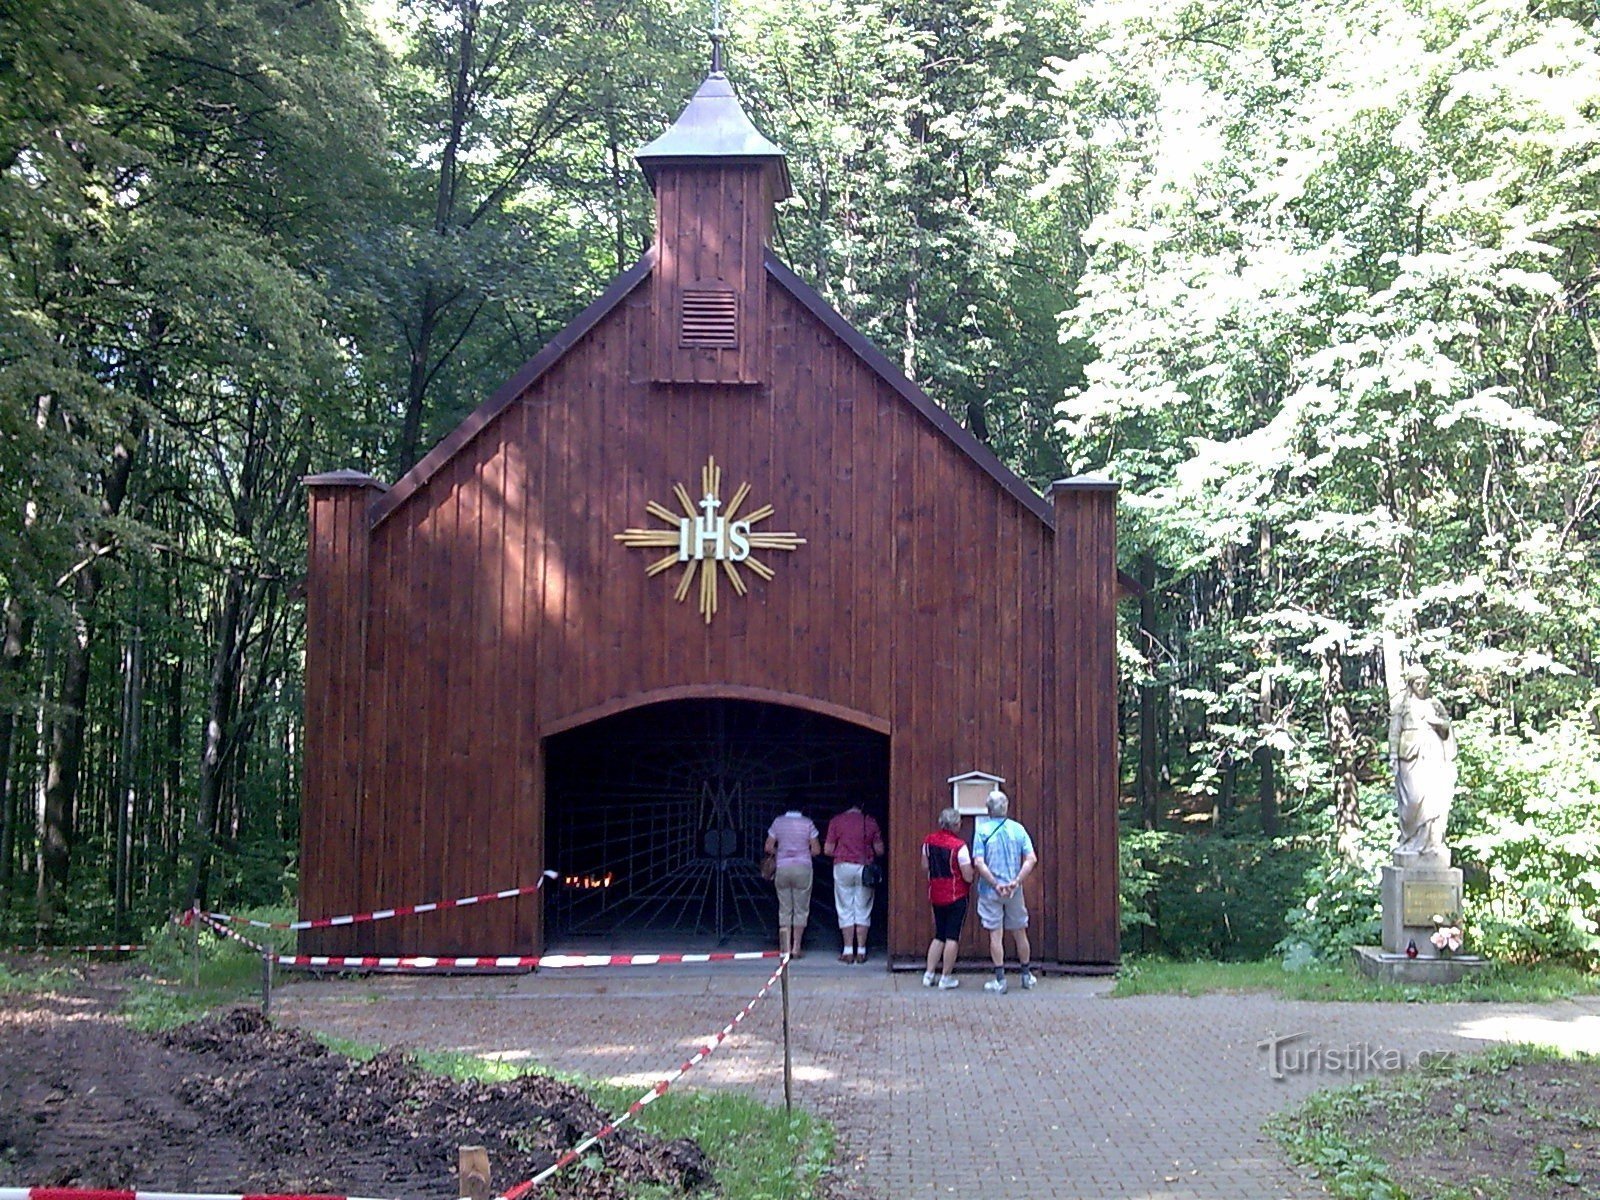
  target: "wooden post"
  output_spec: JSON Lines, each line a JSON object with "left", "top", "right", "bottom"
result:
{"left": 780, "top": 959, "right": 793, "bottom": 1116}
{"left": 189, "top": 908, "right": 200, "bottom": 988}
{"left": 261, "top": 952, "right": 274, "bottom": 1018}
{"left": 457, "top": 1146, "right": 491, "bottom": 1200}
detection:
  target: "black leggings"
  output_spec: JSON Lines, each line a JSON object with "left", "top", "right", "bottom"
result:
{"left": 931, "top": 898, "right": 969, "bottom": 942}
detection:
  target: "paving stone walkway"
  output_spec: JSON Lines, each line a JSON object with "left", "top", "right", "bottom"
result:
{"left": 274, "top": 961, "right": 1600, "bottom": 1200}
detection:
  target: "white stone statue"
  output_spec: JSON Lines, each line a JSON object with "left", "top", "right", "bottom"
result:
{"left": 1389, "top": 665, "right": 1457, "bottom": 858}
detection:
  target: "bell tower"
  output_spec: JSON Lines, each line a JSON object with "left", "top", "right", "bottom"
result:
{"left": 635, "top": 34, "right": 792, "bottom": 385}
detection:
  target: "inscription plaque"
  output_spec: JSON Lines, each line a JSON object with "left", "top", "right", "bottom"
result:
{"left": 1401, "top": 881, "right": 1461, "bottom": 926}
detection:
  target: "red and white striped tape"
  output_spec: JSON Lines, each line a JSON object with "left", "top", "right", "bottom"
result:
{"left": 498, "top": 953, "right": 791, "bottom": 1199}
{"left": 190, "top": 911, "right": 272, "bottom": 958}
{"left": 0, "top": 1190, "right": 390, "bottom": 1200}
{"left": 202, "top": 873, "right": 559, "bottom": 933}
{"left": 5, "top": 944, "right": 145, "bottom": 954}
{"left": 272, "top": 950, "right": 781, "bottom": 971}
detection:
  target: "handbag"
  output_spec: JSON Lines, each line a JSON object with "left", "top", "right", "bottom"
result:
{"left": 760, "top": 851, "right": 777, "bottom": 881}
{"left": 857, "top": 811, "right": 883, "bottom": 887}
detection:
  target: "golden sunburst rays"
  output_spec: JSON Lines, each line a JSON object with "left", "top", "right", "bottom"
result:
{"left": 614, "top": 457, "right": 805, "bottom": 624}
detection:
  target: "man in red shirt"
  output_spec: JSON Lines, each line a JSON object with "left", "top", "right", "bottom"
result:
{"left": 921, "top": 807, "right": 974, "bottom": 988}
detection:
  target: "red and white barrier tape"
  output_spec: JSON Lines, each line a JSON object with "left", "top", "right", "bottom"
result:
{"left": 0, "top": 1190, "right": 390, "bottom": 1200}
{"left": 191, "top": 911, "right": 271, "bottom": 957}
{"left": 202, "top": 872, "right": 559, "bottom": 933}
{"left": 5, "top": 944, "right": 145, "bottom": 954}
{"left": 498, "top": 953, "right": 791, "bottom": 1199}
{"left": 272, "top": 949, "right": 782, "bottom": 971}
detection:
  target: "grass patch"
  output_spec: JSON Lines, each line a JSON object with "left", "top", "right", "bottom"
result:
{"left": 0, "top": 960, "right": 77, "bottom": 994}
{"left": 1113, "top": 958, "right": 1600, "bottom": 1003}
{"left": 121, "top": 907, "right": 295, "bottom": 1031}
{"left": 1270, "top": 1045, "right": 1600, "bottom": 1199}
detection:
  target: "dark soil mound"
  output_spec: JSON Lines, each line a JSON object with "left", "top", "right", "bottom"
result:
{"left": 0, "top": 997, "right": 710, "bottom": 1200}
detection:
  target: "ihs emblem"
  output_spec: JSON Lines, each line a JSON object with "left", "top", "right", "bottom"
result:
{"left": 615, "top": 457, "right": 805, "bottom": 624}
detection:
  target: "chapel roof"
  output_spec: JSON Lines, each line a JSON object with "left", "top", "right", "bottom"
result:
{"left": 634, "top": 39, "right": 793, "bottom": 201}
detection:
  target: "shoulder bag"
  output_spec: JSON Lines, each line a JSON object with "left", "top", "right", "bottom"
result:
{"left": 858, "top": 811, "right": 884, "bottom": 887}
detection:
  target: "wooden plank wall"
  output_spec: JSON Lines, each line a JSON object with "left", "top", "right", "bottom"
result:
{"left": 301, "top": 480, "right": 379, "bottom": 944}
{"left": 301, "top": 272, "right": 1120, "bottom": 964}
{"left": 1051, "top": 481, "right": 1121, "bottom": 963}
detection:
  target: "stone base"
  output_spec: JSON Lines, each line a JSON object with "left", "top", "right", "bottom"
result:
{"left": 1352, "top": 945, "right": 1491, "bottom": 986}
{"left": 1381, "top": 862, "right": 1463, "bottom": 956}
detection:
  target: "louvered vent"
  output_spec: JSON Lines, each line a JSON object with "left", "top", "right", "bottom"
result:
{"left": 679, "top": 287, "right": 739, "bottom": 348}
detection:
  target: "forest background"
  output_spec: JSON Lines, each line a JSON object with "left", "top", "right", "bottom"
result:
{"left": 1, "top": 0, "right": 1595, "bottom": 966}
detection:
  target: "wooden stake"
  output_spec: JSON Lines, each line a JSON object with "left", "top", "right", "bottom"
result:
{"left": 261, "top": 952, "right": 273, "bottom": 1018}
{"left": 457, "top": 1146, "right": 491, "bottom": 1200}
{"left": 781, "top": 961, "right": 793, "bottom": 1116}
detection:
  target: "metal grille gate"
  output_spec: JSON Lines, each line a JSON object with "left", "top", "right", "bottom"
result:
{"left": 545, "top": 699, "right": 888, "bottom": 947}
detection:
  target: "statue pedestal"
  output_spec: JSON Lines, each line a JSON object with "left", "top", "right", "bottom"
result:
{"left": 1379, "top": 852, "right": 1461, "bottom": 954}
{"left": 1354, "top": 849, "right": 1489, "bottom": 985}
{"left": 1351, "top": 945, "right": 1490, "bottom": 985}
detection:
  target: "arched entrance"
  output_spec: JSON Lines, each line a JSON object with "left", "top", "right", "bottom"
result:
{"left": 544, "top": 698, "right": 889, "bottom": 951}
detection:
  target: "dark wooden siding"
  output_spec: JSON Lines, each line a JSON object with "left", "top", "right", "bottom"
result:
{"left": 301, "top": 480, "right": 379, "bottom": 944}
{"left": 301, "top": 270, "right": 1119, "bottom": 965}
{"left": 1051, "top": 481, "right": 1121, "bottom": 962}
{"left": 650, "top": 164, "right": 769, "bottom": 384}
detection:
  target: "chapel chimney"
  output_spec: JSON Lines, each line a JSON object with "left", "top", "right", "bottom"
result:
{"left": 635, "top": 34, "right": 791, "bottom": 385}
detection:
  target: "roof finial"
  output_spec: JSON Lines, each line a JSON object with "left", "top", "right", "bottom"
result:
{"left": 709, "top": 0, "right": 726, "bottom": 74}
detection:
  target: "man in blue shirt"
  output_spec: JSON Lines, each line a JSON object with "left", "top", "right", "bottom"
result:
{"left": 972, "top": 789, "right": 1038, "bottom": 993}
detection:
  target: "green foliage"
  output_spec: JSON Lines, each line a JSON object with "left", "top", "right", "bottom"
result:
{"left": 1118, "top": 827, "right": 1172, "bottom": 933}
{"left": 1278, "top": 787, "right": 1393, "bottom": 964}
{"left": 121, "top": 906, "right": 295, "bottom": 1030}
{"left": 1122, "top": 828, "right": 1313, "bottom": 960}
{"left": 3, "top": 0, "right": 1598, "bottom": 960}
{"left": 1453, "top": 715, "right": 1600, "bottom": 967}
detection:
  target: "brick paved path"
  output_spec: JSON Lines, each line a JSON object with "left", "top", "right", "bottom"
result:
{"left": 275, "top": 962, "right": 1600, "bottom": 1200}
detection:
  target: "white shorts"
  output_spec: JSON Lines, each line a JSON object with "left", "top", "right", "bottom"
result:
{"left": 833, "top": 861, "right": 875, "bottom": 927}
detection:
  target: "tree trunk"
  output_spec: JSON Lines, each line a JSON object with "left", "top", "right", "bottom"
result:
{"left": 0, "top": 395, "right": 51, "bottom": 899}
{"left": 114, "top": 626, "right": 143, "bottom": 934}
{"left": 400, "top": 0, "right": 477, "bottom": 469}
{"left": 1136, "top": 554, "right": 1161, "bottom": 830}
{"left": 36, "top": 613, "right": 89, "bottom": 937}
{"left": 37, "top": 406, "right": 143, "bottom": 935}
{"left": 190, "top": 568, "right": 245, "bottom": 909}
{"left": 1255, "top": 518, "right": 1279, "bottom": 836}
{"left": 0, "top": 598, "right": 32, "bottom": 897}
{"left": 162, "top": 650, "right": 184, "bottom": 908}
{"left": 1322, "top": 642, "right": 1361, "bottom": 860}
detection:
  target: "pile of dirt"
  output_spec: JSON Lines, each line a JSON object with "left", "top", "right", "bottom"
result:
{"left": 0, "top": 995, "right": 710, "bottom": 1200}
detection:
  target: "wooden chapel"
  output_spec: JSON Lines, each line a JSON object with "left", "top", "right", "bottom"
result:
{"left": 300, "top": 45, "right": 1120, "bottom": 969}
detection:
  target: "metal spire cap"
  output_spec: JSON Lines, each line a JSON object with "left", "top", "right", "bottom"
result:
{"left": 634, "top": 41, "right": 793, "bottom": 200}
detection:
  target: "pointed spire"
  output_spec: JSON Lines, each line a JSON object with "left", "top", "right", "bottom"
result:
{"left": 634, "top": 29, "right": 792, "bottom": 201}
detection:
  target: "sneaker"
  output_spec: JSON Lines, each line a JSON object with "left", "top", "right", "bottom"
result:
{"left": 1021, "top": 970, "right": 1038, "bottom": 990}
{"left": 922, "top": 970, "right": 937, "bottom": 987}
{"left": 983, "top": 977, "right": 1008, "bottom": 994}
{"left": 937, "top": 975, "right": 961, "bottom": 989}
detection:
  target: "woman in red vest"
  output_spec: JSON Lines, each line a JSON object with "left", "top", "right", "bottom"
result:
{"left": 921, "top": 807, "right": 974, "bottom": 988}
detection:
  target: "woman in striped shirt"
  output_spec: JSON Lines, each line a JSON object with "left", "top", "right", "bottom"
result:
{"left": 765, "top": 809, "right": 821, "bottom": 958}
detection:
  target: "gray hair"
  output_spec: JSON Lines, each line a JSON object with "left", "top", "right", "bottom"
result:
{"left": 986, "top": 789, "right": 1009, "bottom": 818}
{"left": 938, "top": 806, "right": 962, "bottom": 832}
